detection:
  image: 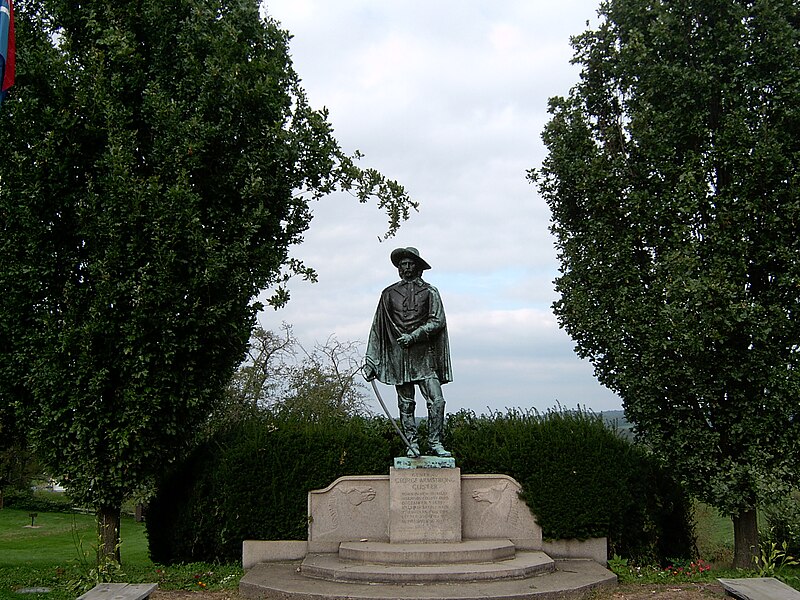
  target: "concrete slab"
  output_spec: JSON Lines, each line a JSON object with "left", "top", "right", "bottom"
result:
{"left": 76, "top": 584, "right": 158, "bottom": 600}
{"left": 240, "top": 558, "right": 617, "bottom": 600}
{"left": 543, "top": 538, "right": 607, "bottom": 564}
{"left": 718, "top": 578, "right": 800, "bottom": 600}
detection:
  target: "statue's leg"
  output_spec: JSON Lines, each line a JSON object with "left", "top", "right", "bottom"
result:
{"left": 419, "top": 377, "right": 451, "bottom": 457}
{"left": 396, "top": 383, "right": 419, "bottom": 457}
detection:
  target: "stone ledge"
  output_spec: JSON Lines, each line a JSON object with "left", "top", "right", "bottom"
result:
{"left": 543, "top": 537, "right": 607, "bottom": 564}
{"left": 300, "top": 550, "right": 555, "bottom": 583}
{"left": 338, "top": 539, "right": 516, "bottom": 564}
{"left": 243, "top": 540, "right": 309, "bottom": 570}
{"left": 245, "top": 536, "right": 608, "bottom": 568}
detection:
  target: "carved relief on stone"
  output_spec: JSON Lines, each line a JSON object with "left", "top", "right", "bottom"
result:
{"left": 316, "top": 486, "right": 377, "bottom": 537}
{"left": 471, "top": 480, "right": 521, "bottom": 531}
{"left": 461, "top": 475, "right": 541, "bottom": 543}
{"left": 308, "top": 476, "right": 389, "bottom": 542}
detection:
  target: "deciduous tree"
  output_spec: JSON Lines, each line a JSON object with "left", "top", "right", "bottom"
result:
{"left": 223, "top": 324, "right": 297, "bottom": 417}
{"left": 281, "top": 335, "right": 372, "bottom": 419}
{"left": 0, "top": 0, "right": 412, "bottom": 561}
{"left": 219, "top": 326, "right": 371, "bottom": 427}
{"left": 532, "top": 0, "right": 800, "bottom": 568}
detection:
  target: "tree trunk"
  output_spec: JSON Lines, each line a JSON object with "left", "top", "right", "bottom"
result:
{"left": 732, "top": 509, "right": 759, "bottom": 569}
{"left": 97, "top": 505, "right": 122, "bottom": 564}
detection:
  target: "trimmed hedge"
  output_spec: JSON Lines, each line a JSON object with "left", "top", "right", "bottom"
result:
{"left": 147, "top": 412, "right": 401, "bottom": 563}
{"left": 147, "top": 407, "right": 693, "bottom": 564}
{"left": 1, "top": 488, "right": 76, "bottom": 513}
{"left": 446, "top": 408, "right": 694, "bottom": 562}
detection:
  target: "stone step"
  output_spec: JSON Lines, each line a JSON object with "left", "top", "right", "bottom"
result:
{"left": 300, "top": 550, "right": 555, "bottom": 583}
{"left": 240, "top": 558, "right": 618, "bottom": 600}
{"left": 339, "top": 539, "right": 516, "bottom": 564}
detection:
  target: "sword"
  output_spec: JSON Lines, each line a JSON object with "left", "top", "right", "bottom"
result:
{"left": 366, "top": 376, "right": 421, "bottom": 458}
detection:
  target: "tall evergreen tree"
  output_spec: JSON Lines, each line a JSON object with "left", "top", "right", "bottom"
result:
{"left": 0, "top": 0, "right": 413, "bottom": 561}
{"left": 533, "top": 0, "right": 800, "bottom": 567}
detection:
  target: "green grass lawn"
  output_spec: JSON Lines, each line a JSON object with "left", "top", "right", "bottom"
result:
{"left": 0, "top": 509, "right": 150, "bottom": 568}
{"left": 2, "top": 502, "right": 797, "bottom": 599}
{"left": 0, "top": 508, "right": 242, "bottom": 600}
{"left": 694, "top": 501, "right": 734, "bottom": 564}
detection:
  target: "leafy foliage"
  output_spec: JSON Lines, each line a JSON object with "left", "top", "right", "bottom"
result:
{"left": 763, "top": 492, "right": 800, "bottom": 558}
{"left": 69, "top": 530, "right": 125, "bottom": 596}
{"left": 0, "top": 441, "right": 39, "bottom": 508}
{"left": 207, "top": 326, "right": 372, "bottom": 439}
{"left": 0, "top": 0, "right": 413, "bottom": 560}
{"left": 1, "top": 489, "right": 74, "bottom": 513}
{"left": 532, "top": 0, "right": 800, "bottom": 566}
{"left": 146, "top": 412, "right": 398, "bottom": 563}
{"left": 753, "top": 539, "right": 799, "bottom": 578}
{"left": 148, "top": 408, "right": 692, "bottom": 564}
{"left": 447, "top": 408, "right": 694, "bottom": 562}
{"left": 279, "top": 335, "right": 372, "bottom": 419}
{"left": 223, "top": 325, "right": 298, "bottom": 418}
{"left": 753, "top": 515, "right": 800, "bottom": 586}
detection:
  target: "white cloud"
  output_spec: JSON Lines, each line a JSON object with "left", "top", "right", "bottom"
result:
{"left": 259, "top": 0, "right": 621, "bottom": 415}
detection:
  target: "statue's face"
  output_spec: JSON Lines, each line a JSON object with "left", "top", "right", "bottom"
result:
{"left": 398, "top": 258, "right": 420, "bottom": 281}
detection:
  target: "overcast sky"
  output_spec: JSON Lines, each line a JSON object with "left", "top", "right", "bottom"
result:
{"left": 257, "top": 1, "right": 623, "bottom": 416}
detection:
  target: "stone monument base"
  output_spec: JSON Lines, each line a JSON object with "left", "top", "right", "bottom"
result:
{"left": 389, "top": 467, "right": 461, "bottom": 543}
{"left": 240, "top": 468, "right": 616, "bottom": 600}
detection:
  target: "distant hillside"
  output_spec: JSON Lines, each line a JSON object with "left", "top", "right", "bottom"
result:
{"left": 599, "top": 409, "right": 635, "bottom": 440}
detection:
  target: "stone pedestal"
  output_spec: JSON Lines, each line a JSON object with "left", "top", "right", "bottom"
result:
{"left": 240, "top": 469, "right": 617, "bottom": 600}
{"left": 389, "top": 467, "right": 461, "bottom": 543}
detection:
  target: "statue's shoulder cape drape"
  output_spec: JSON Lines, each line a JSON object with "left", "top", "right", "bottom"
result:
{"left": 365, "top": 278, "right": 453, "bottom": 386}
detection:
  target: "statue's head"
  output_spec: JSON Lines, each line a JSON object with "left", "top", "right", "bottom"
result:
{"left": 391, "top": 247, "right": 431, "bottom": 281}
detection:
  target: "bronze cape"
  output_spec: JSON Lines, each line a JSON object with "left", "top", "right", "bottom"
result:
{"left": 365, "top": 277, "right": 453, "bottom": 386}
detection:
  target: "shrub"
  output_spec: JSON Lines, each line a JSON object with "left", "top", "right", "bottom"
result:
{"left": 2, "top": 488, "right": 75, "bottom": 513}
{"left": 446, "top": 407, "right": 695, "bottom": 563}
{"left": 147, "top": 411, "right": 398, "bottom": 563}
{"left": 148, "top": 406, "right": 693, "bottom": 564}
{"left": 763, "top": 491, "right": 800, "bottom": 558}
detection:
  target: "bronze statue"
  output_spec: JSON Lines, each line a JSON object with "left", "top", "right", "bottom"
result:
{"left": 364, "top": 247, "right": 452, "bottom": 458}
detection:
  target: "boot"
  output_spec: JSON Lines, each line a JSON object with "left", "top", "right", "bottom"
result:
{"left": 427, "top": 402, "right": 451, "bottom": 457}
{"left": 406, "top": 441, "right": 421, "bottom": 458}
{"left": 399, "top": 401, "right": 420, "bottom": 457}
{"left": 429, "top": 442, "right": 451, "bottom": 458}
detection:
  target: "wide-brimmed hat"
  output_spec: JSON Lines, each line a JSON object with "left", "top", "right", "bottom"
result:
{"left": 391, "top": 247, "right": 431, "bottom": 270}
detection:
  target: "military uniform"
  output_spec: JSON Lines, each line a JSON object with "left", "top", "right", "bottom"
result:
{"left": 365, "top": 248, "right": 452, "bottom": 457}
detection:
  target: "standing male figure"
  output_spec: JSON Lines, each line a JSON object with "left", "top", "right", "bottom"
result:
{"left": 364, "top": 247, "right": 453, "bottom": 458}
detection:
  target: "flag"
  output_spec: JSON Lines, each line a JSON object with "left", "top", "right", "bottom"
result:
{"left": 0, "top": 0, "right": 15, "bottom": 106}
